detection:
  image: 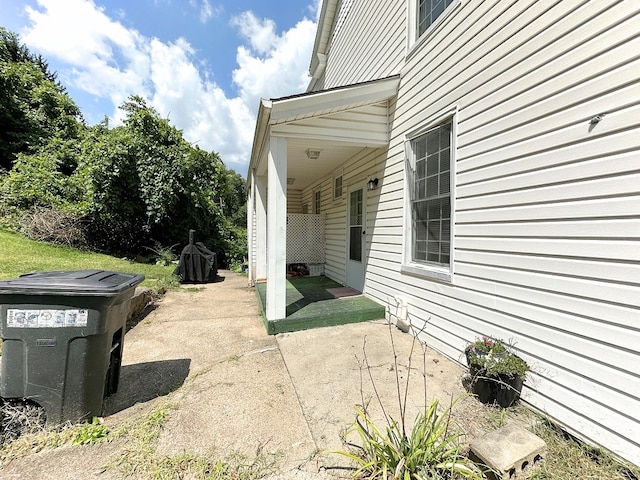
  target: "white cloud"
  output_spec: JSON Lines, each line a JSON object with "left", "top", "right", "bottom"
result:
{"left": 231, "top": 12, "right": 315, "bottom": 112}
{"left": 230, "top": 12, "right": 277, "bottom": 56}
{"left": 311, "top": 0, "right": 323, "bottom": 21}
{"left": 22, "top": 0, "right": 151, "bottom": 115}
{"left": 18, "top": 0, "right": 316, "bottom": 174}
{"left": 190, "top": 0, "right": 221, "bottom": 24}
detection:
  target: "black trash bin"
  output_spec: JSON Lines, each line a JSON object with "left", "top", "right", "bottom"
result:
{"left": 0, "top": 269, "right": 144, "bottom": 424}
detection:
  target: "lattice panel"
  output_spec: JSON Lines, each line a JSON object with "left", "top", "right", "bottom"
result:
{"left": 286, "top": 214, "right": 326, "bottom": 264}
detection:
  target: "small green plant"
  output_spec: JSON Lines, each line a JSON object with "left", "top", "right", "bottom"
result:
{"left": 70, "top": 417, "right": 109, "bottom": 445}
{"left": 333, "top": 397, "right": 484, "bottom": 480}
{"left": 145, "top": 242, "right": 178, "bottom": 266}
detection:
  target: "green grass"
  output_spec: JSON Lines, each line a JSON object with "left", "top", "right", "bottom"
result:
{"left": 0, "top": 230, "right": 178, "bottom": 292}
{"left": 529, "top": 418, "right": 640, "bottom": 480}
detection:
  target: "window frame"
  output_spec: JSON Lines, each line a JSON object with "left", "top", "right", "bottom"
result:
{"left": 333, "top": 172, "right": 344, "bottom": 201}
{"left": 406, "top": 0, "right": 460, "bottom": 55}
{"left": 401, "top": 107, "right": 457, "bottom": 283}
{"left": 313, "top": 189, "right": 321, "bottom": 214}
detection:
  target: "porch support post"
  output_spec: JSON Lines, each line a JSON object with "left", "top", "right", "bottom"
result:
{"left": 255, "top": 173, "right": 267, "bottom": 281}
{"left": 247, "top": 170, "right": 255, "bottom": 285}
{"left": 266, "top": 136, "right": 287, "bottom": 321}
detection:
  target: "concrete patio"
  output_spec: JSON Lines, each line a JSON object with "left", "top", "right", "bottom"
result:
{"left": 0, "top": 270, "right": 530, "bottom": 479}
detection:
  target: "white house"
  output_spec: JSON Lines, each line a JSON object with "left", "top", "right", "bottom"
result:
{"left": 246, "top": 0, "right": 640, "bottom": 465}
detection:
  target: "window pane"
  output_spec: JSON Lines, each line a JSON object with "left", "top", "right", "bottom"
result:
{"left": 415, "top": 138, "right": 426, "bottom": 160}
{"left": 334, "top": 176, "right": 343, "bottom": 198}
{"left": 416, "top": 158, "right": 426, "bottom": 178}
{"left": 441, "top": 198, "right": 451, "bottom": 219}
{"left": 427, "top": 175, "right": 438, "bottom": 196}
{"left": 426, "top": 130, "right": 439, "bottom": 155}
{"left": 440, "top": 127, "right": 450, "bottom": 148}
{"left": 350, "top": 227, "right": 362, "bottom": 261}
{"left": 440, "top": 172, "right": 450, "bottom": 194}
{"left": 418, "top": 178, "right": 426, "bottom": 199}
{"left": 427, "top": 155, "right": 439, "bottom": 176}
{"left": 428, "top": 201, "right": 440, "bottom": 220}
{"left": 439, "top": 149, "right": 450, "bottom": 170}
{"left": 433, "top": 0, "right": 445, "bottom": 20}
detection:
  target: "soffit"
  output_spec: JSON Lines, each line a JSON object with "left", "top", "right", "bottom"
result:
{"left": 249, "top": 75, "right": 400, "bottom": 190}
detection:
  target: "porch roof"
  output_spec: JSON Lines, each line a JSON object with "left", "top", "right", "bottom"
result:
{"left": 248, "top": 75, "right": 400, "bottom": 191}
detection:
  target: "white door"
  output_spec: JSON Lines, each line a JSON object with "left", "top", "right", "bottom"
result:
{"left": 345, "top": 183, "right": 366, "bottom": 292}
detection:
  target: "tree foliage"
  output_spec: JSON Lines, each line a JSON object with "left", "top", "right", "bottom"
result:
{"left": 0, "top": 27, "right": 82, "bottom": 171}
{"left": 0, "top": 29, "right": 247, "bottom": 266}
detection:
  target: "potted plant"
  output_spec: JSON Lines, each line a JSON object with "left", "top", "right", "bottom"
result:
{"left": 465, "top": 336, "right": 529, "bottom": 407}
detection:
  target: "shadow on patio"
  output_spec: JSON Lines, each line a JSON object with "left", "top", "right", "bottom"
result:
{"left": 255, "top": 276, "right": 385, "bottom": 334}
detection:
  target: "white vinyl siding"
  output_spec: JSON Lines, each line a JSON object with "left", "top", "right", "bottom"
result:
{"left": 287, "top": 189, "right": 303, "bottom": 213}
{"left": 359, "top": 0, "right": 640, "bottom": 465}
{"left": 321, "top": 0, "right": 405, "bottom": 89}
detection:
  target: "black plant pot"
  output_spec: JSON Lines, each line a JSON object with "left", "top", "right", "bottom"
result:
{"left": 471, "top": 373, "right": 523, "bottom": 408}
{"left": 495, "top": 374, "right": 523, "bottom": 408}
{"left": 472, "top": 376, "right": 495, "bottom": 404}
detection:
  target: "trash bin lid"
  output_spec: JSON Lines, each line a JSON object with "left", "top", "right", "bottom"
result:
{"left": 0, "top": 270, "right": 145, "bottom": 296}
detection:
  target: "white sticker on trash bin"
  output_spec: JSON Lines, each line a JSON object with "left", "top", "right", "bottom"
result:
{"left": 6, "top": 309, "right": 88, "bottom": 328}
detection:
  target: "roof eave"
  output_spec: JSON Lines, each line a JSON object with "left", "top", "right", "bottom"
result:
{"left": 307, "top": 0, "right": 339, "bottom": 91}
{"left": 246, "top": 99, "right": 272, "bottom": 186}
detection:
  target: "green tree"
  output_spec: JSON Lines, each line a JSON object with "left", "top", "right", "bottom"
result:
{"left": 73, "top": 96, "right": 226, "bottom": 255}
{"left": 220, "top": 169, "right": 247, "bottom": 228}
{"left": 0, "top": 38, "right": 247, "bottom": 264}
{"left": 0, "top": 28, "right": 82, "bottom": 171}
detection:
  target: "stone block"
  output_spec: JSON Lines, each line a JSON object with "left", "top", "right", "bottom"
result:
{"left": 128, "top": 287, "right": 153, "bottom": 320}
{"left": 469, "top": 424, "right": 546, "bottom": 479}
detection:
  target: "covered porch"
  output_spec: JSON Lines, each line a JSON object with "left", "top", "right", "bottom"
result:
{"left": 255, "top": 275, "right": 385, "bottom": 334}
{"left": 246, "top": 75, "right": 400, "bottom": 329}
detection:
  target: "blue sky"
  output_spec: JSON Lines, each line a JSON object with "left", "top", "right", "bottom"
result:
{"left": 0, "top": 0, "right": 321, "bottom": 173}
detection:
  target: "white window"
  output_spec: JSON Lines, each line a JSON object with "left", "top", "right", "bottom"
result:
{"left": 314, "top": 190, "right": 321, "bottom": 214}
{"left": 408, "top": 0, "right": 458, "bottom": 50}
{"left": 402, "top": 110, "right": 456, "bottom": 282}
{"left": 417, "top": 0, "right": 454, "bottom": 37}
{"left": 334, "top": 174, "right": 343, "bottom": 200}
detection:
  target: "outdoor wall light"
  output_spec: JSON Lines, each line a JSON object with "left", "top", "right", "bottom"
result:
{"left": 367, "top": 177, "right": 379, "bottom": 190}
{"left": 306, "top": 148, "right": 321, "bottom": 159}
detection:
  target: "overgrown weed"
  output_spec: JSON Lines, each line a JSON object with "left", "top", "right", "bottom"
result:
{"left": 528, "top": 418, "right": 640, "bottom": 480}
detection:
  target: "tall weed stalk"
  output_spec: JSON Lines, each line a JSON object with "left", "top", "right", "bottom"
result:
{"left": 330, "top": 321, "right": 485, "bottom": 480}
